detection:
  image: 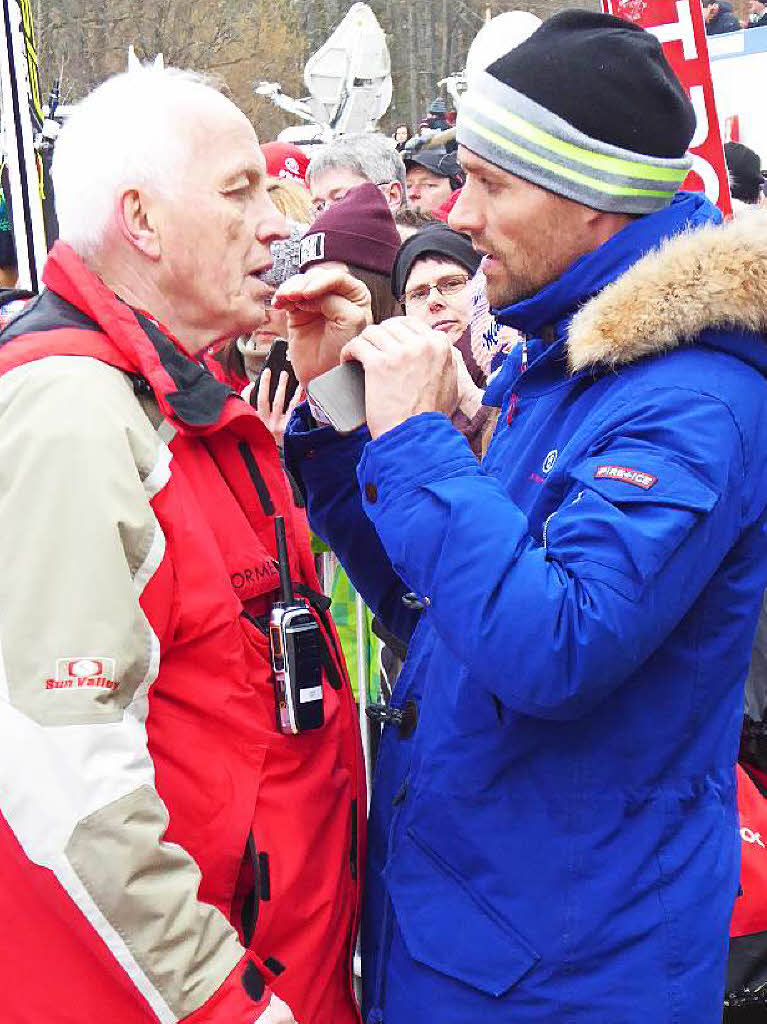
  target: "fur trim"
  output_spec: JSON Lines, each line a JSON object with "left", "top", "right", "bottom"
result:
{"left": 567, "top": 207, "right": 767, "bottom": 373}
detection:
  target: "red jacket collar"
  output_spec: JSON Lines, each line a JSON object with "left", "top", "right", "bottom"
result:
{"left": 22, "top": 241, "right": 240, "bottom": 432}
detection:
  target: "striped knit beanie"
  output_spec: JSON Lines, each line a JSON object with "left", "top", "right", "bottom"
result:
{"left": 457, "top": 10, "right": 695, "bottom": 215}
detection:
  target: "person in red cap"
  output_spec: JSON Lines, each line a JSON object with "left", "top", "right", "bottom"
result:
{"left": 260, "top": 141, "right": 310, "bottom": 186}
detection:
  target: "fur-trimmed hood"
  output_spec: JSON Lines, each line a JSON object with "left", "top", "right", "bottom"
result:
{"left": 568, "top": 206, "right": 767, "bottom": 374}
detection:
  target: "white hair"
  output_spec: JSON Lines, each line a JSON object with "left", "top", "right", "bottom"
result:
{"left": 52, "top": 66, "right": 236, "bottom": 259}
{"left": 306, "top": 133, "right": 406, "bottom": 192}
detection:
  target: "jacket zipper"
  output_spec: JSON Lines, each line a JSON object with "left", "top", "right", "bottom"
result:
{"left": 243, "top": 834, "right": 260, "bottom": 946}
{"left": 369, "top": 776, "right": 409, "bottom": 1021}
{"left": 238, "top": 440, "right": 275, "bottom": 515}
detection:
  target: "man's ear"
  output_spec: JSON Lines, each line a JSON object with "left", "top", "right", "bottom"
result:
{"left": 116, "top": 188, "right": 161, "bottom": 260}
{"left": 386, "top": 180, "right": 404, "bottom": 212}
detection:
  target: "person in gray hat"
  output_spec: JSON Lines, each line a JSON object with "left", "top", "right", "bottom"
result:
{"left": 404, "top": 147, "right": 464, "bottom": 214}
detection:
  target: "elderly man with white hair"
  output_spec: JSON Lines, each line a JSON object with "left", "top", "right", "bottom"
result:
{"left": 0, "top": 68, "right": 365, "bottom": 1024}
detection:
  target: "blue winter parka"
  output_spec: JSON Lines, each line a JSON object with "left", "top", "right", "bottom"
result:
{"left": 285, "top": 192, "right": 767, "bottom": 1022}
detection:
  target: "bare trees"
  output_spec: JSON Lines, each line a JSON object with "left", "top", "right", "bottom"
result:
{"left": 34, "top": 0, "right": 589, "bottom": 137}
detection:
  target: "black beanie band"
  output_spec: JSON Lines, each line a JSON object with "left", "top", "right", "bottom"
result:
{"left": 391, "top": 226, "right": 481, "bottom": 300}
{"left": 457, "top": 11, "right": 694, "bottom": 214}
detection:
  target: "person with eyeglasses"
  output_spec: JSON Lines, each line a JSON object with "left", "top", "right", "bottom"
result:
{"left": 391, "top": 225, "right": 489, "bottom": 455}
{"left": 306, "top": 133, "right": 407, "bottom": 216}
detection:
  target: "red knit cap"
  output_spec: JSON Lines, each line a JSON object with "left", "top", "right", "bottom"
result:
{"left": 299, "top": 183, "right": 401, "bottom": 277}
{"left": 260, "top": 142, "right": 310, "bottom": 185}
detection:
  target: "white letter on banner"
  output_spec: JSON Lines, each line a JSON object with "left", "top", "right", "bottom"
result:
{"left": 647, "top": 0, "right": 698, "bottom": 61}
{"left": 688, "top": 84, "right": 708, "bottom": 148}
{"left": 689, "top": 152, "right": 720, "bottom": 203}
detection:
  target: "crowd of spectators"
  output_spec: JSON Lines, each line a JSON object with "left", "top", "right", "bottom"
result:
{"left": 704, "top": 0, "right": 767, "bottom": 32}
{"left": 3, "top": 11, "right": 767, "bottom": 1024}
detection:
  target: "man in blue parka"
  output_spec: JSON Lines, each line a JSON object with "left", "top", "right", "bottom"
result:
{"left": 280, "top": 11, "right": 767, "bottom": 1022}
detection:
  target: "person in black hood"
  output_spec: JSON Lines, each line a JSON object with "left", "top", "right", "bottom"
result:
{"left": 725, "top": 142, "right": 765, "bottom": 205}
{"left": 702, "top": 0, "right": 741, "bottom": 34}
{"left": 391, "top": 225, "right": 489, "bottom": 456}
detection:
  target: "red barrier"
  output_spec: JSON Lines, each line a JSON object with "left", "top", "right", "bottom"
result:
{"left": 601, "top": 0, "right": 732, "bottom": 216}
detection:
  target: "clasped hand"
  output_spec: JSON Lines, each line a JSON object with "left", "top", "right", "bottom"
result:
{"left": 341, "top": 318, "right": 459, "bottom": 439}
{"left": 274, "top": 267, "right": 459, "bottom": 438}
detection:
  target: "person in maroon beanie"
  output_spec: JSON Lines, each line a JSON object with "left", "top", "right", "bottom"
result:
{"left": 288, "top": 183, "right": 402, "bottom": 385}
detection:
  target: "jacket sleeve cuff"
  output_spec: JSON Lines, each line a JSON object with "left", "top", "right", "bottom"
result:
{"left": 357, "top": 412, "right": 478, "bottom": 513}
{"left": 285, "top": 401, "right": 371, "bottom": 499}
{"left": 182, "top": 952, "right": 278, "bottom": 1024}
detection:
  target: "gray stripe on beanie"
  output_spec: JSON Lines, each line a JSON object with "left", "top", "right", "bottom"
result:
{"left": 463, "top": 102, "right": 688, "bottom": 195}
{"left": 458, "top": 118, "right": 670, "bottom": 214}
{"left": 459, "top": 115, "right": 680, "bottom": 215}
{"left": 457, "top": 70, "right": 691, "bottom": 214}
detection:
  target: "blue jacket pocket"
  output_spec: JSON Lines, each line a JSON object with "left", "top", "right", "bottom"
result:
{"left": 545, "top": 451, "right": 720, "bottom": 601}
{"left": 385, "top": 826, "right": 540, "bottom": 997}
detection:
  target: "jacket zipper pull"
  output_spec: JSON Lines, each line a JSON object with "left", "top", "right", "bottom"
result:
{"left": 507, "top": 392, "right": 518, "bottom": 426}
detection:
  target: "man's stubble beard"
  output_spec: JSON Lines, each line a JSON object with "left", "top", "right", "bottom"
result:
{"left": 485, "top": 242, "right": 551, "bottom": 310}
{"left": 484, "top": 209, "right": 589, "bottom": 311}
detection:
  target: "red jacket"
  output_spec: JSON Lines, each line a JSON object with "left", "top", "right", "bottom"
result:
{"left": 0, "top": 242, "right": 364, "bottom": 1024}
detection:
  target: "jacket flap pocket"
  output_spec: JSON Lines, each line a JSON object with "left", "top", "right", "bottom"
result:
{"left": 546, "top": 451, "right": 720, "bottom": 600}
{"left": 569, "top": 452, "right": 717, "bottom": 512}
{"left": 385, "top": 827, "right": 539, "bottom": 997}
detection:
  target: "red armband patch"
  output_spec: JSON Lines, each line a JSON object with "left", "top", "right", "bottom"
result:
{"left": 594, "top": 465, "right": 657, "bottom": 489}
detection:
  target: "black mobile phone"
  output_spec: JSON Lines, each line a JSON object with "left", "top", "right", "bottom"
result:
{"left": 258, "top": 338, "right": 300, "bottom": 407}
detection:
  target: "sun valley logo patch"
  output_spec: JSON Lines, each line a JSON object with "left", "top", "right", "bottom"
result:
{"left": 594, "top": 465, "right": 657, "bottom": 489}
{"left": 45, "top": 657, "right": 118, "bottom": 691}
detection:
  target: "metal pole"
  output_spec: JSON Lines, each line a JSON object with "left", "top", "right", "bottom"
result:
{"left": 0, "top": 0, "right": 46, "bottom": 291}
{"left": 355, "top": 591, "right": 372, "bottom": 808}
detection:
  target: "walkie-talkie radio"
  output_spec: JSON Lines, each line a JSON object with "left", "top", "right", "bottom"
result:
{"left": 269, "top": 517, "right": 324, "bottom": 734}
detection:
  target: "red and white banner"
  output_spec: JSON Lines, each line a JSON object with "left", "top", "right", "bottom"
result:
{"left": 601, "top": 0, "right": 732, "bottom": 216}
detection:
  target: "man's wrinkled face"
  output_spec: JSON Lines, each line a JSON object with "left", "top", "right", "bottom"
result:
{"left": 153, "top": 104, "right": 288, "bottom": 351}
{"left": 405, "top": 165, "right": 453, "bottom": 214}
{"left": 449, "top": 147, "right": 596, "bottom": 310}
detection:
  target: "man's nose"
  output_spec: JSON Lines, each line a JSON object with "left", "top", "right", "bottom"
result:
{"left": 428, "top": 292, "right": 446, "bottom": 311}
{"left": 448, "top": 188, "right": 481, "bottom": 235}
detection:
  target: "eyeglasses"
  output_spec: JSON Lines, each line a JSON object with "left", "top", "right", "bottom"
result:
{"left": 404, "top": 273, "right": 470, "bottom": 306}
{"left": 313, "top": 181, "right": 395, "bottom": 213}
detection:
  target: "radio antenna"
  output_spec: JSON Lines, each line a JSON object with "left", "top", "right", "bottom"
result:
{"left": 274, "top": 516, "right": 294, "bottom": 604}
